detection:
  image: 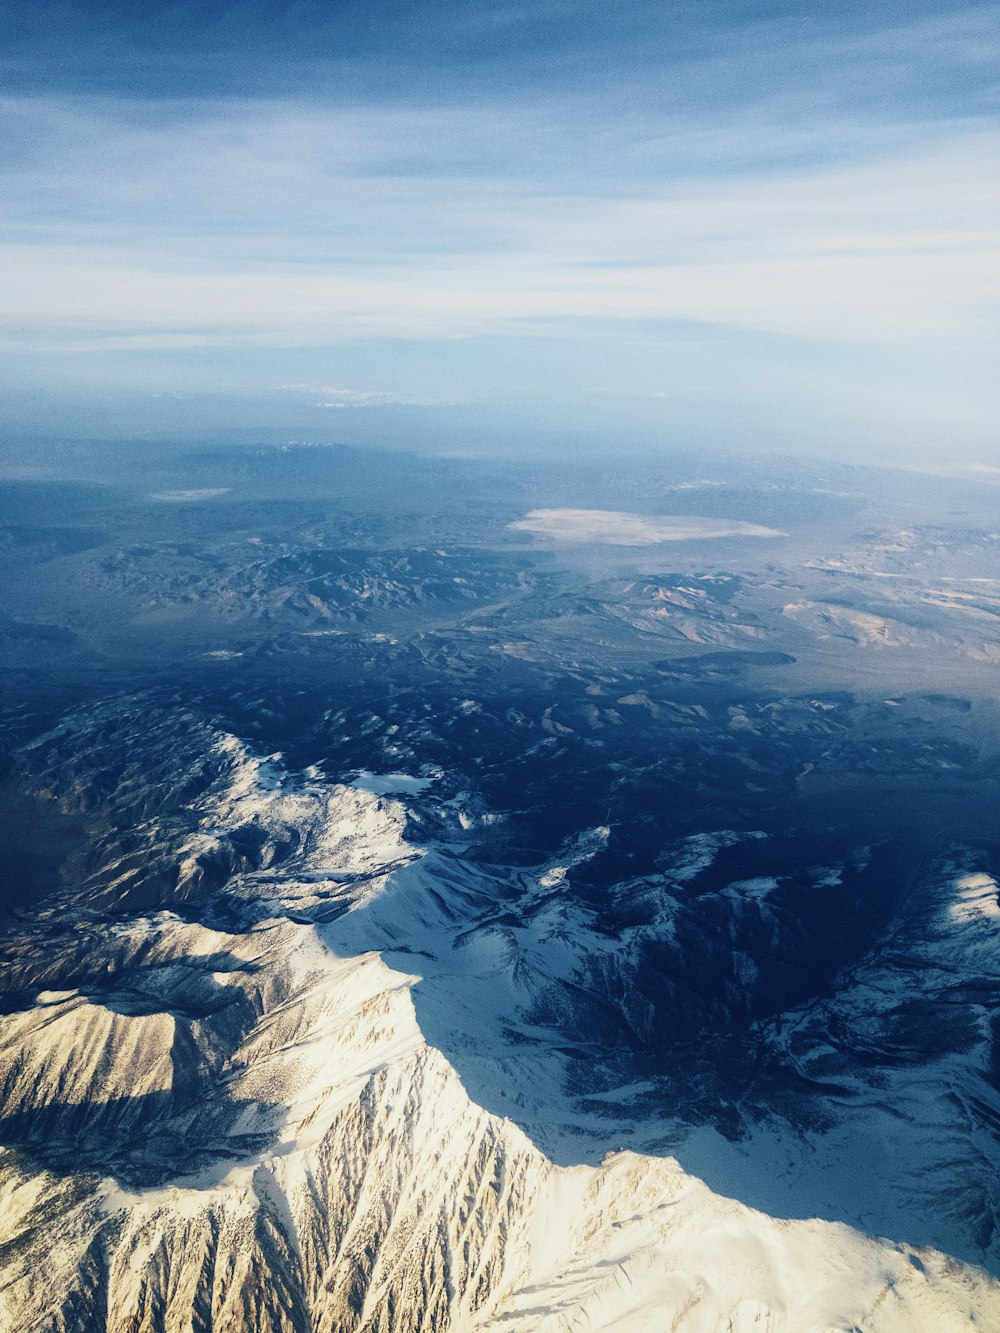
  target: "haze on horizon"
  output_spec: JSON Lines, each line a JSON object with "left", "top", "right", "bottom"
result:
{"left": 1, "top": 0, "right": 997, "bottom": 467}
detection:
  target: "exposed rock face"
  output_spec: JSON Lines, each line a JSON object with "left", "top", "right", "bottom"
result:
{"left": 1, "top": 713, "right": 998, "bottom": 1331}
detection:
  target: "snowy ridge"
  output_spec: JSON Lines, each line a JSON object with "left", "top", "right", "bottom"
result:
{"left": 0, "top": 731, "right": 998, "bottom": 1330}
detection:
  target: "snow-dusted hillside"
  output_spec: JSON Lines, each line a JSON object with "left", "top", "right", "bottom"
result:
{"left": 1, "top": 721, "right": 998, "bottom": 1331}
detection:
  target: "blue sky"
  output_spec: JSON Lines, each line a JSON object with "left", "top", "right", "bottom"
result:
{"left": 1, "top": 1, "right": 997, "bottom": 463}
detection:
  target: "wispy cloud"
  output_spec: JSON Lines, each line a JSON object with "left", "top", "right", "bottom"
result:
{"left": 0, "top": 117, "right": 995, "bottom": 348}
{"left": 281, "top": 384, "right": 455, "bottom": 408}
{"left": 2, "top": 4, "right": 997, "bottom": 352}
{"left": 0, "top": 3, "right": 997, "bottom": 456}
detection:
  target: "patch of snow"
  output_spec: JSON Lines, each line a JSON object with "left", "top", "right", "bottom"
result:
{"left": 350, "top": 770, "right": 437, "bottom": 796}
{"left": 949, "top": 872, "right": 1000, "bottom": 924}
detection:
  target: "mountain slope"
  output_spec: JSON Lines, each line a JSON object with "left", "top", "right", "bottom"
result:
{"left": 0, "top": 721, "right": 998, "bottom": 1330}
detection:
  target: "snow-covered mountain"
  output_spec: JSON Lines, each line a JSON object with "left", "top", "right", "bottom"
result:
{"left": 5, "top": 449, "right": 1000, "bottom": 1330}
{"left": 1, "top": 714, "right": 998, "bottom": 1331}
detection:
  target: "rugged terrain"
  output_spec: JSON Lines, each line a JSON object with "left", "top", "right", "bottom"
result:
{"left": 1, "top": 440, "right": 1000, "bottom": 1329}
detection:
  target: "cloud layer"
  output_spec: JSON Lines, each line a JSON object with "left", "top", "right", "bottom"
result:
{"left": 2, "top": 94, "right": 996, "bottom": 349}
{"left": 0, "top": 2, "right": 997, "bottom": 459}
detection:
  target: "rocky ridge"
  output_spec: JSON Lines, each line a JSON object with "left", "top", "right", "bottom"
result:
{"left": 0, "top": 712, "right": 997, "bottom": 1330}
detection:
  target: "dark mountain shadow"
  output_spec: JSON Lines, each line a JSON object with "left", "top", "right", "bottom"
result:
{"left": 0, "top": 943, "right": 277, "bottom": 1189}
{"left": 319, "top": 804, "right": 1000, "bottom": 1278}
{"left": 0, "top": 1085, "right": 285, "bottom": 1190}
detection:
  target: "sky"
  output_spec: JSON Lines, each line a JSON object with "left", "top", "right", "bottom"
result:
{"left": 1, "top": 0, "right": 998, "bottom": 464}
